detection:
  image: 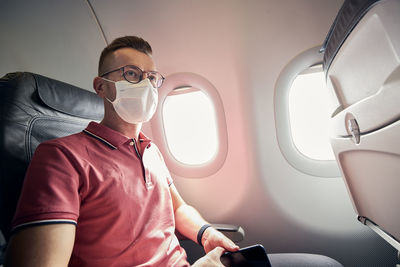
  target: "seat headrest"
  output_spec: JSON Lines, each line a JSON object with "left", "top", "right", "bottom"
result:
{"left": 0, "top": 72, "right": 104, "bottom": 120}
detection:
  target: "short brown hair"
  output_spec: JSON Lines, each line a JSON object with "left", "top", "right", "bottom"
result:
{"left": 98, "top": 36, "right": 152, "bottom": 76}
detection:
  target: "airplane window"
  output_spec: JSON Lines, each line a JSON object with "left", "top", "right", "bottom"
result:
{"left": 288, "top": 65, "right": 335, "bottom": 161}
{"left": 275, "top": 46, "right": 340, "bottom": 178}
{"left": 151, "top": 72, "right": 228, "bottom": 178}
{"left": 162, "top": 87, "right": 218, "bottom": 165}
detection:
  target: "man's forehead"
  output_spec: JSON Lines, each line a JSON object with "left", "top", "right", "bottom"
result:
{"left": 111, "top": 48, "right": 156, "bottom": 71}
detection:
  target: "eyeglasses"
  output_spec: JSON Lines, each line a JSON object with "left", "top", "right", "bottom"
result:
{"left": 100, "top": 65, "right": 165, "bottom": 88}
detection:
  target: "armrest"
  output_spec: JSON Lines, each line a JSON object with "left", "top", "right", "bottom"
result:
{"left": 211, "top": 224, "right": 245, "bottom": 243}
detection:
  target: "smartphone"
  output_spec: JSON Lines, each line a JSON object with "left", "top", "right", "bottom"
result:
{"left": 220, "top": 244, "right": 271, "bottom": 267}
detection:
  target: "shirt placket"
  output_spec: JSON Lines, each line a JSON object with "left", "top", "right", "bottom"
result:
{"left": 130, "top": 139, "right": 153, "bottom": 189}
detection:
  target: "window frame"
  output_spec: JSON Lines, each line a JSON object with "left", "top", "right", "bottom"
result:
{"left": 151, "top": 72, "right": 228, "bottom": 178}
{"left": 274, "top": 46, "right": 340, "bottom": 178}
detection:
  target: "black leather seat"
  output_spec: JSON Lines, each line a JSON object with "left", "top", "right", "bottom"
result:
{"left": 0, "top": 72, "right": 104, "bottom": 247}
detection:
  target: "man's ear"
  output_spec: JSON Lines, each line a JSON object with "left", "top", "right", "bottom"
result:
{"left": 93, "top": 76, "right": 105, "bottom": 97}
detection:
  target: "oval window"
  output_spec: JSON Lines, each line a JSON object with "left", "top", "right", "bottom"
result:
{"left": 275, "top": 46, "right": 340, "bottom": 178}
{"left": 151, "top": 72, "right": 228, "bottom": 178}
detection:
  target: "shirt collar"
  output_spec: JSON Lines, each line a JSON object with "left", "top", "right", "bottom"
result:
{"left": 83, "top": 121, "right": 151, "bottom": 150}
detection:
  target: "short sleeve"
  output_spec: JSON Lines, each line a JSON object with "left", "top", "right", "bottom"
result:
{"left": 12, "top": 142, "right": 81, "bottom": 232}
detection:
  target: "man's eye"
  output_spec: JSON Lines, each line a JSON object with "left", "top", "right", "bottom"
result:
{"left": 125, "top": 70, "right": 138, "bottom": 77}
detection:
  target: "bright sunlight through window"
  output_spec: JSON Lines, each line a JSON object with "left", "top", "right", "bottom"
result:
{"left": 162, "top": 87, "right": 218, "bottom": 165}
{"left": 289, "top": 65, "right": 335, "bottom": 161}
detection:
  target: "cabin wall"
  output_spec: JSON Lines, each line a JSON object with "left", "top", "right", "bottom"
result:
{"left": 0, "top": 1, "right": 397, "bottom": 266}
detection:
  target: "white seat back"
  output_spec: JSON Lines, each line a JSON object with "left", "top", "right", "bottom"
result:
{"left": 324, "top": 0, "right": 400, "bottom": 249}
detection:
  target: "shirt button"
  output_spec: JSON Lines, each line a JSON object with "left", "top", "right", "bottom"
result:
{"left": 129, "top": 141, "right": 134, "bottom": 146}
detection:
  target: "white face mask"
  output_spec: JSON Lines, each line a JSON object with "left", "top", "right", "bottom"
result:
{"left": 102, "top": 78, "right": 158, "bottom": 123}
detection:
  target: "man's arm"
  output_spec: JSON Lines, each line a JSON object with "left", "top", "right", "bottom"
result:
{"left": 4, "top": 224, "right": 75, "bottom": 267}
{"left": 170, "top": 184, "right": 239, "bottom": 253}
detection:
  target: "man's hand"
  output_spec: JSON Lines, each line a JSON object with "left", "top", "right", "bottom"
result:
{"left": 202, "top": 227, "right": 239, "bottom": 254}
{"left": 192, "top": 247, "right": 226, "bottom": 267}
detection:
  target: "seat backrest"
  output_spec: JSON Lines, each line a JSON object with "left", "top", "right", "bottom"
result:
{"left": 323, "top": 0, "right": 400, "bottom": 250}
{"left": 0, "top": 72, "right": 104, "bottom": 242}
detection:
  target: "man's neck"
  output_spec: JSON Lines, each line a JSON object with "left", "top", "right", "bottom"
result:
{"left": 100, "top": 115, "right": 142, "bottom": 141}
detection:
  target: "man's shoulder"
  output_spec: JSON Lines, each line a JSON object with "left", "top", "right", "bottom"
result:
{"left": 29, "top": 132, "right": 90, "bottom": 165}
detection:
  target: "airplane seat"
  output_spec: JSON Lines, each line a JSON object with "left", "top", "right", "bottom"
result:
{"left": 322, "top": 0, "right": 400, "bottom": 253}
{"left": 0, "top": 72, "right": 105, "bottom": 265}
{"left": 0, "top": 71, "right": 104, "bottom": 244}
{"left": 0, "top": 72, "right": 245, "bottom": 265}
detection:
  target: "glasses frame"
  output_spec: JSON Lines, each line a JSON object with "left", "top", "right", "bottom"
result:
{"left": 100, "top": 65, "right": 165, "bottom": 88}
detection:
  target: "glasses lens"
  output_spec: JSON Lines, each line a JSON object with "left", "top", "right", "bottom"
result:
{"left": 123, "top": 66, "right": 142, "bottom": 83}
{"left": 148, "top": 72, "right": 164, "bottom": 88}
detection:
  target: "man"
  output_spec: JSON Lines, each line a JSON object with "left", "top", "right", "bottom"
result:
{"left": 5, "top": 36, "right": 239, "bottom": 266}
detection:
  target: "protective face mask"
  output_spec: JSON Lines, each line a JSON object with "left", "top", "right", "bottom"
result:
{"left": 102, "top": 78, "right": 158, "bottom": 123}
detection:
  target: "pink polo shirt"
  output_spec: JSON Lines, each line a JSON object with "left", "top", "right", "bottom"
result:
{"left": 12, "top": 122, "right": 189, "bottom": 267}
